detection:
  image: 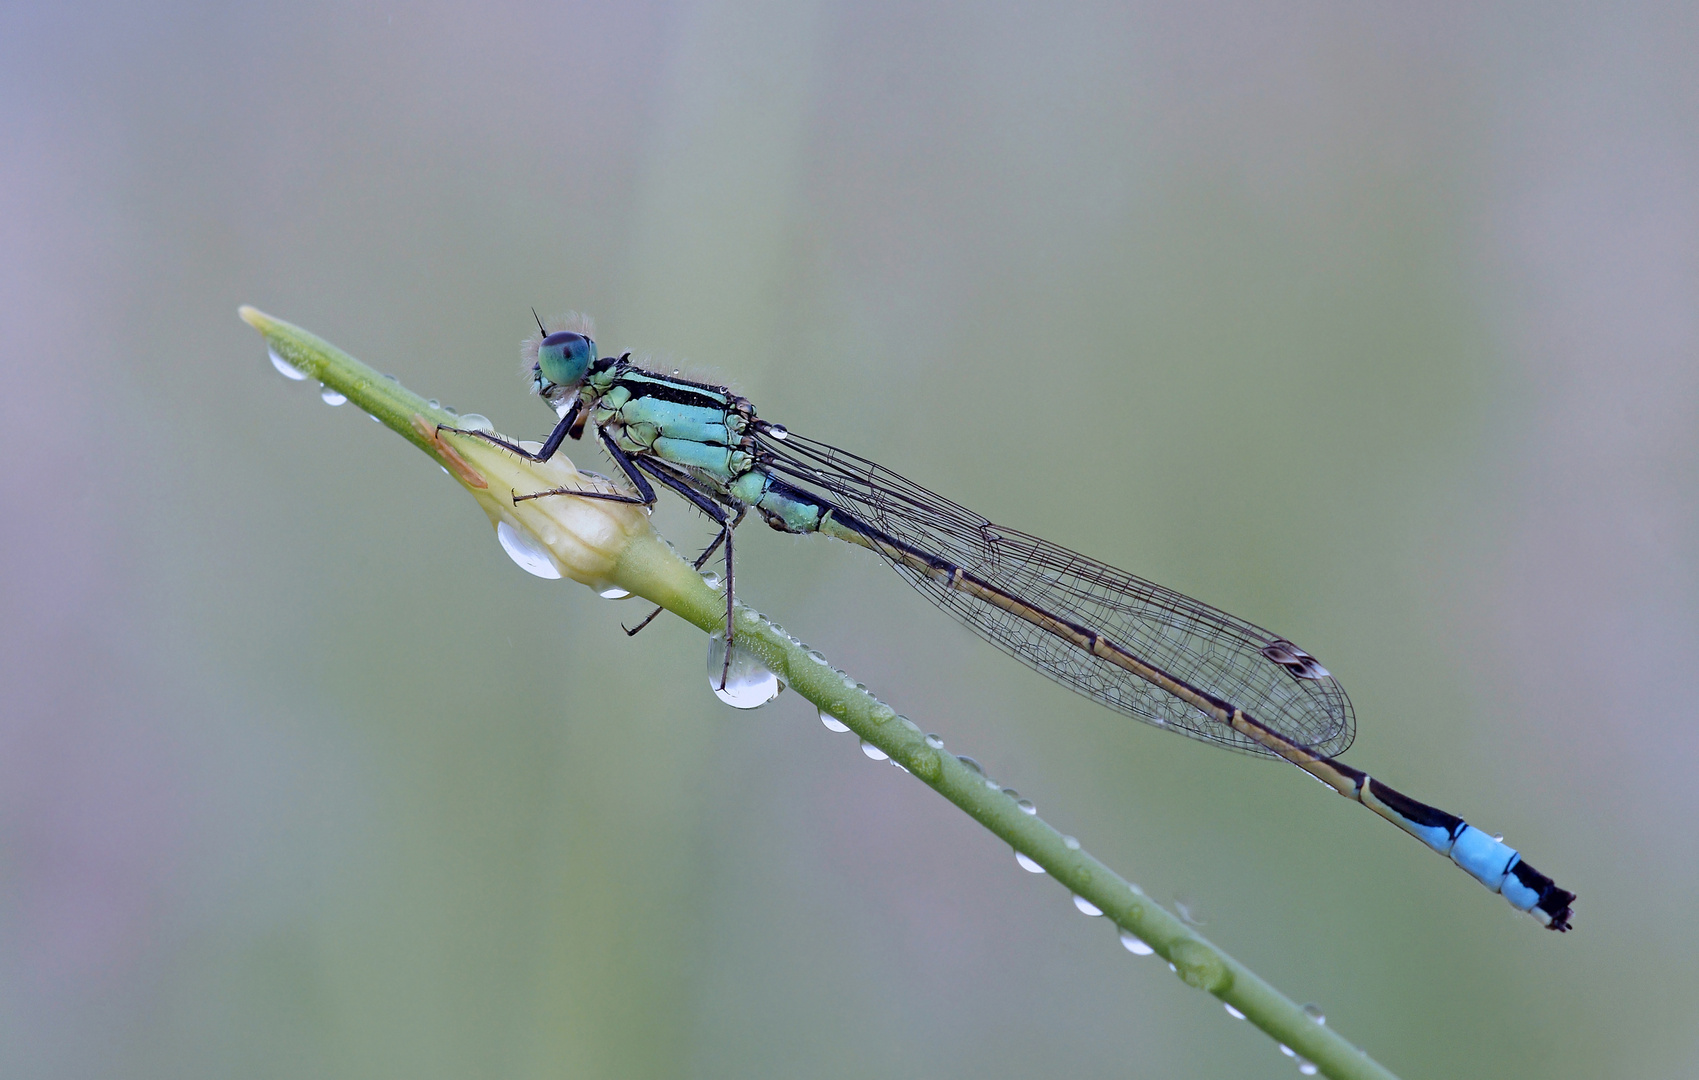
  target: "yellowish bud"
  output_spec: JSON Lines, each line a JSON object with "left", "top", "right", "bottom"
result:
{"left": 414, "top": 416, "right": 651, "bottom": 591}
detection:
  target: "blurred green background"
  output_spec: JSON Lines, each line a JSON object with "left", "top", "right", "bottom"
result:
{"left": 4, "top": 3, "right": 1696, "bottom": 1077}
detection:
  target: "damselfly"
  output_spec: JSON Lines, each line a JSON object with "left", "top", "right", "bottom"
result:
{"left": 450, "top": 314, "right": 1575, "bottom": 932}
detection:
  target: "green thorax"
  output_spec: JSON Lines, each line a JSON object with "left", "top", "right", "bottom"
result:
{"left": 579, "top": 358, "right": 829, "bottom": 536}
{"left": 584, "top": 359, "right": 758, "bottom": 483}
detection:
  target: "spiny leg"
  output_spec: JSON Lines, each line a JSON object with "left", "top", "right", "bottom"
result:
{"left": 624, "top": 506, "right": 746, "bottom": 637}
{"left": 513, "top": 486, "right": 649, "bottom": 506}
{"left": 629, "top": 456, "right": 740, "bottom": 688}
{"left": 439, "top": 399, "right": 582, "bottom": 463}
{"left": 512, "top": 424, "right": 658, "bottom": 507}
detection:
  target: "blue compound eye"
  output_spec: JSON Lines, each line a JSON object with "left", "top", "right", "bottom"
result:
{"left": 536, "top": 331, "right": 596, "bottom": 389}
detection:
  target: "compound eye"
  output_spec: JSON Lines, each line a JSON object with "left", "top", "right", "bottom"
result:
{"left": 536, "top": 331, "right": 597, "bottom": 388}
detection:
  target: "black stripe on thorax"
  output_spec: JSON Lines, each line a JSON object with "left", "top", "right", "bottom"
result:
{"left": 614, "top": 370, "right": 731, "bottom": 410}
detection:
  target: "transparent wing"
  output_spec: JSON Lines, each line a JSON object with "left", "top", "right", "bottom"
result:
{"left": 759, "top": 430, "right": 1355, "bottom": 758}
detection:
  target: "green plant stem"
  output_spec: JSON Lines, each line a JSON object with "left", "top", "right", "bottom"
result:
{"left": 241, "top": 306, "right": 1401, "bottom": 1080}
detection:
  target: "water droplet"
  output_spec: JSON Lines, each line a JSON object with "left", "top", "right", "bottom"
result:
{"left": 1297, "top": 1061, "right": 1318, "bottom": 1076}
{"left": 671, "top": 368, "right": 680, "bottom": 377}
{"left": 458, "top": 413, "right": 494, "bottom": 433}
{"left": 1175, "top": 900, "right": 1204, "bottom": 926}
{"left": 860, "top": 740, "right": 888, "bottom": 761}
{"left": 1279, "top": 1045, "right": 1296, "bottom": 1058}
{"left": 370, "top": 411, "right": 382, "bottom": 422}
{"left": 1224, "top": 1003, "right": 1246, "bottom": 1020}
{"left": 319, "top": 384, "right": 347, "bottom": 405}
{"left": 443, "top": 405, "right": 458, "bottom": 416}
{"left": 1016, "top": 799, "right": 1037, "bottom": 815}
{"left": 1073, "top": 895, "right": 1103, "bottom": 917}
{"left": 705, "top": 631, "right": 782, "bottom": 709}
{"left": 766, "top": 423, "right": 789, "bottom": 440}
{"left": 269, "top": 347, "right": 308, "bottom": 380}
{"left": 1015, "top": 851, "right": 1045, "bottom": 874}
{"left": 956, "top": 755, "right": 985, "bottom": 775}
{"left": 597, "top": 586, "right": 631, "bottom": 599}
{"left": 854, "top": 682, "right": 868, "bottom": 694}
{"left": 819, "top": 708, "right": 850, "bottom": 733}
{"left": 1118, "top": 928, "right": 1154, "bottom": 955}
{"left": 1491, "top": 833, "right": 1504, "bottom": 843}
{"left": 701, "top": 570, "right": 722, "bottom": 590}
{"left": 924, "top": 733, "right": 944, "bottom": 749}
{"left": 496, "top": 521, "right": 561, "bottom": 578}
{"left": 806, "top": 649, "right": 828, "bottom": 665}
{"left": 1302, "top": 1003, "right": 1326, "bottom": 1025}
{"left": 1062, "top": 835, "right": 1080, "bottom": 850}
{"left": 891, "top": 760, "right": 910, "bottom": 773}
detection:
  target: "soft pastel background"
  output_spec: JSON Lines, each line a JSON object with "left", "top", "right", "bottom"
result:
{"left": 4, "top": 3, "right": 1696, "bottom": 1078}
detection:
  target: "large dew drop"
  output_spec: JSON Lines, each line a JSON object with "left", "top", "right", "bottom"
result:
{"left": 705, "top": 631, "right": 781, "bottom": 709}
{"left": 269, "top": 347, "right": 308, "bottom": 380}
{"left": 1118, "top": 928, "right": 1154, "bottom": 956}
{"left": 319, "top": 383, "right": 347, "bottom": 405}
{"left": 496, "top": 521, "right": 561, "bottom": 579}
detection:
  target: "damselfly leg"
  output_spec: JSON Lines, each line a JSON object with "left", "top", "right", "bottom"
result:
{"left": 625, "top": 506, "right": 746, "bottom": 638}
{"left": 628, "top": 457, "right": 740, "bottom": 689}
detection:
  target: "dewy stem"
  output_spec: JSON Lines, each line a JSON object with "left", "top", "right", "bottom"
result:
{"left": 241, "top": 306, "right": 1402, "bottom": 1080}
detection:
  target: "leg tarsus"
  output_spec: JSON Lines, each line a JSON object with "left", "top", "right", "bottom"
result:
{"left": 443, "top": 425, "right": 533, "bottom": 459}
{"left": 719, "top": 521, "right": 735, "bottom": 690}
{"left": 624, "top": 519, "right": 739, "bottom": 638}
{"left": 622, "top": 456, "right": 739, "bottom": 687}
{"left": 439, "top": 400, "right": 581, "bottom": 464}
{"left": 512, "top": 486, "right": 649, "bottom": 506}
